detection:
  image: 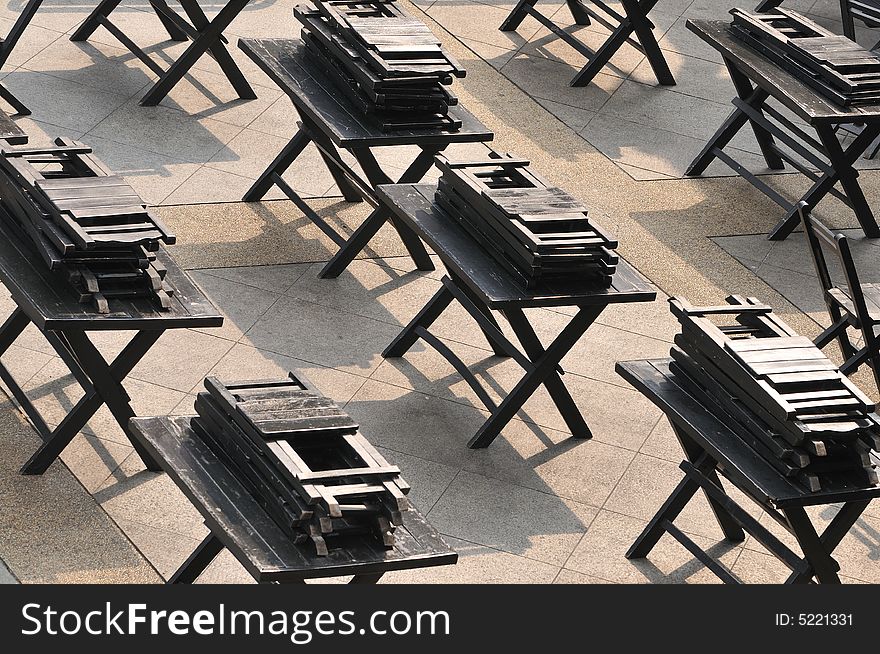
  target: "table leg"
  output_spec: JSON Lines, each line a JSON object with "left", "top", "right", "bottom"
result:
{"left": 150, "top": 0, "right": 190, "bottom": 41}
{"left": 673, "top": 426, "right": 745, "bottom": 542}
{"left": 349, "top": 573, "right": 384, "bottom": 584}
{"left": 139, "top": 0, "right": 255, "bottom": 106}
{"left": 621, "top": 0, "right": 674, "bottom": 86}
{"left": 70, "top": 0, "right": 123, "bottom": 41}
{"left": 499, "top": 0, "right": 539, "bottom": 31}
{"left": 0, "top": 84, "right": 29, "bottom": 116}
{"left": 243, "top": 129, "right": 312, "bottom": 202}
{"left": 627, "top": 473, "right": 701, "bottom": 558}
{"left": 303, "top": 119, "right": 366, "bottom": 203}
{"left": 566, "top": 0, "right": 591, "bottom": 25}
{"left": 468, "top": 305, "right": 603, "bottom": 448}
{"left": 383, "top": 285, "right": 455, "bottom": 357}
{"left": 319, "top": 147, "right": 438, "bottom": 279}
{"left": 0, "top": 309, "right": 51, "bottom": 438}
{"left": 769, "top": 122, "right": 880, "bottom": 240}
{"left": 502, "top": 307, "right": 592, "bottom": 438}
{"left": 168, "top": 532, "right": 225, "bottom": 583}
{"left": 785, "top": 500, "right": 869, "bottom": 584}
{"left": 21, "top": 330, "right": 163, "bottom": 475}
{"left": 782, "top": 506, "right": 842, "bottom": 584}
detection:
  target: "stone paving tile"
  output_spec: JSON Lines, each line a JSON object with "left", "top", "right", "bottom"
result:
{"left": 501, "top": 51, "right": 624, "bottom": 112}
{"left": 553, "top": 568, "right": 611, "bottom": 583}
{"left": 243, "top": 295, "right": 402, "bottom": 376}
{"left": 427, "top": 469, "right": 599, "bottom": 565}
{"left": 73, "top": 133, "right": 202, "bottom": 206}
{"left": 88, "top": 96, "right": 244, "bottom": 163}
{"left": 603, "top": 452, "right": 762, "bottom": 541}
{"left": 22, "top": 37, "right": 157, "bottom": 95}
{"left": 376, "top": 447, "right": 458, "bottom": 513}
{"left": 0, "top": 558, "right": 17, "bottom": 583}
{"left": 94, "top": 452, "right": 208, "bottom": 539}
{"left": 4, "top": 68, "right": 131, "bottom": 132}
{"left": 0, "top": 405, "right": 160, "bottom": 583}
{"left": 372, "top": 336, "right": 662, "bottom": 451}
{"left": 114, "top": 518, "right": 203, "bottom": 581}
{"left": 162, "top": 166, "right": 263, "bottom": 205}
{"left": 187, "top": 270, "right": 281, "bottom": 342}
{"left": 195, "top": 262, "right": 310, "bottom": 294}
{"left": 129, "top": 329, "right": 234, "bottom": 392}
{"left": 581, "top": 112, "right": 774, "bottom": 178}
{"left": 382, "top": 536, "right": 560, "bottom": 583}
{"left": 346, "top": 378, "right": 640, "bottom": 507}
{"left": 59, "top": 433, "right": 133, "bottom": 493}
{"left": 288, "top": 260, "right": 442, "bottom": 327}
{"left": 638, "top": 417, "right": 682, "bottom": 464}
{"left": 0, "top": 15, "right": 63, "bottom": 67}
{"left": 564, "top": 509, "right": 743, "bottom": 583}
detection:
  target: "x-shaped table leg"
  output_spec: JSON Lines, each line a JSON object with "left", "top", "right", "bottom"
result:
{"left": 72, "top": 0, "right": 187, "bottom": 41}
{"left": 769, "top": 123, "right": 880, "bottom": 240}
{"left": 318, "top": 147, "right": 438, "bottom": 279}
{"left": 570, "top": 0, "right": 674, "bottom": 87}
{"left": 627, "top": 432, "right": 744, "bottom": 560}
{"left": 138, "top": 0, "right": 256, "bottom": 106}
{"left": 784, "top": 500, "right": 869, "bottom": 584}
{"left": 688, "top": 62, "right": 784, "bottom": 176}
{"left": 21, "top": 329, "right": 163, "bottom": 475}
{"left": 468, "top": 304, "right": 604, "bottom": 448}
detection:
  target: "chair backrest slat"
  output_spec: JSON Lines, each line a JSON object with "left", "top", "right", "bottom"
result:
{"left": 799, "top": 202, "right": 871, "bottom": 327}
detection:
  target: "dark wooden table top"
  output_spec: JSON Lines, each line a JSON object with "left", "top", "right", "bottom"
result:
{"left": 687, "top": 19, "right": 880, "bottom": 125}
{"left": 617, "top": 358, "right": 880, "bottom": 508}
{"left": 0, "top": 112, "right": 27, "bottom": 145}
{"left": 129, "top": 416, "right": 458, "bottom": 582}
{"left": 0, "top": 215, "right": 223, "bottom": 331}
{"left": 376, "top": 183, "right": 657, "bottom": 309}
{"left": 238, "top": 38, "right": 493, "bottom": 148}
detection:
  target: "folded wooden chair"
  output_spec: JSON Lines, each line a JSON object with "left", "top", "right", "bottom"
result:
{"left": 799, "top": 202, "right": 880, "bottom": 394}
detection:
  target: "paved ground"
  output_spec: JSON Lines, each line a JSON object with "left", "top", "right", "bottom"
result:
{"left": 0, "top": 0, "right": 879, "bottom": 584}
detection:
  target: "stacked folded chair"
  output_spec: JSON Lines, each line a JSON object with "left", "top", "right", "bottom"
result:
{"left": 434, "top": 153, "right": 619, "bottom": 289}
{"left": 669, "top": 295, "right": 879, "bottom": 492}
{"left": 295, "top": 0, "right": 466, "bottom": 131}
{"left": 0, "top": 137, "right": 176, "bottom": 313}
{"left": 192, "top": 374, "right": 411, "bottom": 556}
{"left": 730, "top": 8, "right": 880, "bottom": 106}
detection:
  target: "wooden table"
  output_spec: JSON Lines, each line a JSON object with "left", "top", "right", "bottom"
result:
{"left": 617, "top": 358, "right": 880, "bottom": 584}
{"left": 687, "top": 19, "right": 880, "bottom": 240}
{"left": 0, "top": 215, "right": 223, "bottom": 475}
{"left": 377, "top": 183, "right": 656, "bottom": 449}
{"left": 238, "top": 38, "right": 494, "bottom": 279}
{"left": 500, "top": 0, "right": 674, "bottom": 87}
{"left": 69, "top": 0, "right": 256, "bottom": 106}
{"left": 129, "top": 415, "right": 457, "bottom": 583}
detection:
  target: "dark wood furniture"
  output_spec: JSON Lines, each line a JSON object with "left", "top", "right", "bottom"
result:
{"left": 377, "top": 183, "right": 656, "bottom": 449}
{"left": 838, "top": 0, "right": 880, "bottom": 41}
{"left": 617, "top": 358, "right": 880, "bottom": 584}
{"left": 70, "top": 0, "right": 256, "bottom": 106}
{"left": 129, "top": 415, "right": 457, "bottom": 583}
{"left": 238, "top": 38, "right": 493, "bottom": 279}
{"left": 0, "top": 216, "right": 223, "bottom": 475}
{"left": 0, "top": 111, "right": 27, "bottom": 145}
{"left": 499, "top": 0, "right": 674, "bottom": 87}
{"left": 800, "top": 203, "right": 880, "bottom": 395}
{"left": 0, "top": 0, "right": 44, "bottom": 116}
{"left": 686, "top": 20, "right": 880, "bottom": 240}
